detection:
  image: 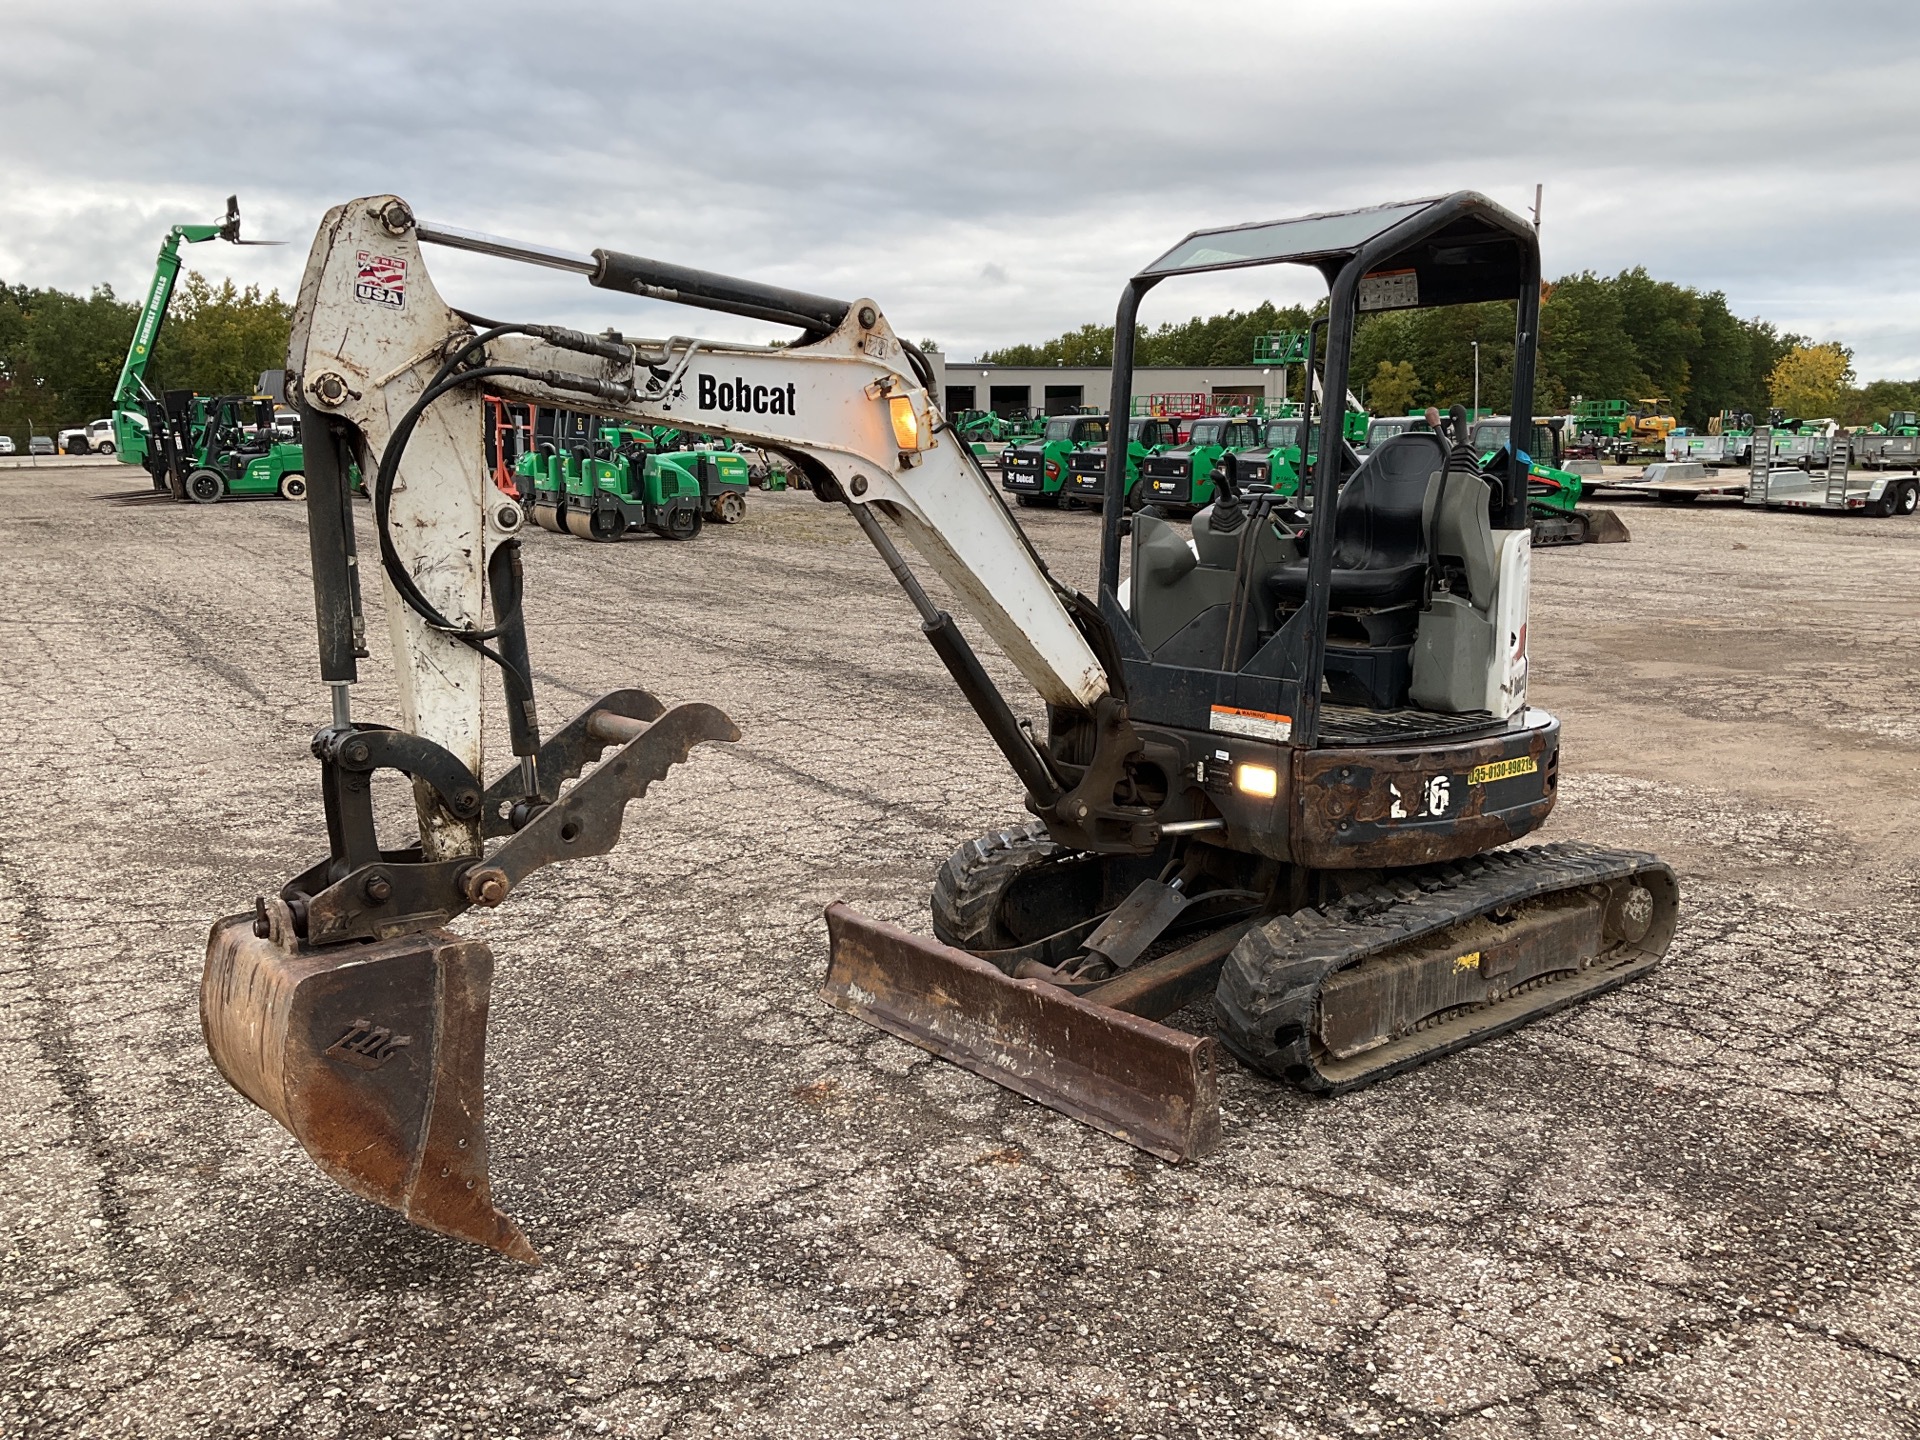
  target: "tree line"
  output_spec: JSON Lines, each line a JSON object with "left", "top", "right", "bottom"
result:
{"left": 7, "top": 264, "right": 1913, "bottom": 444}
{"left": 980, "top": 270, "right": 1918, "bottom": 429}
{"left": 0, "top": 274, "right": 291, "bottom": 444}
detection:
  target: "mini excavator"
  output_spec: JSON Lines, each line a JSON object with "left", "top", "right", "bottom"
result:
{"left": 204, "top": 193, "right": 1678, "bottom": 1260}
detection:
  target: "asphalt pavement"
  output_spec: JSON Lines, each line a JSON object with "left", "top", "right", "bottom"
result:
{"left": 2, "top": 466, "right": 1917, "bottom": 1438}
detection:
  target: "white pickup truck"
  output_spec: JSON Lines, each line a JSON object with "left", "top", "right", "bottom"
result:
{"left": 56, "top": 419, "right": 117, "bottom": 455}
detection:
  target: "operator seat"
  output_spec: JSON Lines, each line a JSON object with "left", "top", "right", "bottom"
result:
{"left": 1262, "top": 432, "right": 1446, "bottom": 707}
{"left": 1263, "top": 432, "right": 1446, "bottom": 622}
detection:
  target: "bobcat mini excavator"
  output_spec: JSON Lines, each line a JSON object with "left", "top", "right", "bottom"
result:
{"left": 204, "top": 193, "right": 1677, "bottom": 1260}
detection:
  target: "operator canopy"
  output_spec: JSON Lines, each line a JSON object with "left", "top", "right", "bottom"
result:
{"left": 1140, "top": 192, "right": 1533, "bottom": 309}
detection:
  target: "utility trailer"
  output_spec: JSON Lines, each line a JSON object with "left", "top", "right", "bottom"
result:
{"left": 1583, "top": 461, "right": 1753, "bottom": 503}
{"left": 1589, "top": 438, "right": 1918, "bottom": 516}
{"left": 1745, "top": 427, "right": 1918, "bottom": 517}
{"left": 1856, "top": 412, "right": 1919, "bottom": 470}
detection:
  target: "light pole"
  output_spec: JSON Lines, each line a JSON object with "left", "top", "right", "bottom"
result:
{"left": 1471, "top": 341, "right": 1480, "bottom": 419}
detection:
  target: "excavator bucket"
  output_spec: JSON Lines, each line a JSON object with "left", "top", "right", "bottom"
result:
{"left": 820, "top": 904, "right": 1222, "bottom": 1162}
{"left": 1582, "top": 506, "right": 1632, "bottom": 543}
{"left": 202, "top": 907, "right": 536, "bottom": 1262}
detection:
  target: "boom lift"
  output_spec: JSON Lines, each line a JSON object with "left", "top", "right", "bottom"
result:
{"left": 204, "top": 193, "right": 1676, "bottom": 1261}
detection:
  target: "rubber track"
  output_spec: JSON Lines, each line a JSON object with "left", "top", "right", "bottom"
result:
{"left": 929, "top": 821, "right": 1065, "bottom": 951}
{"left": 1213, "top": 841, "right": 1678, "bottom": 1093}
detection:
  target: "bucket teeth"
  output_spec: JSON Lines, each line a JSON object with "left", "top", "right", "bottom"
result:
{"left": 202, "top": 912, "right": 537, "bottom": 1263}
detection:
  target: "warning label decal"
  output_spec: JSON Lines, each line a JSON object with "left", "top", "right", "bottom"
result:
{"left": 1209, "top": 704, "right": 1292, "bottom": 743}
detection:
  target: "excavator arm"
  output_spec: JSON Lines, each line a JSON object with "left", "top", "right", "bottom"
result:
{"left": 203, "top": 196, "right": 1149, "bottom": 1259}
{"left": 288, "top": 198, "right": 1116, "bottom": 833}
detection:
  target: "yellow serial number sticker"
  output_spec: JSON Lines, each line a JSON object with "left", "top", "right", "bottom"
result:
{"left": 1454, "top": 951, "right": 1482, "bottom": 973}
{"left": 1468, "top": 756, "right": 1539, "bottom": 786}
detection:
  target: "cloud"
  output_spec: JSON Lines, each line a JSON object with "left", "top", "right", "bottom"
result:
{"left": 2, "top": 0, "right": 1918, "bottom": 373}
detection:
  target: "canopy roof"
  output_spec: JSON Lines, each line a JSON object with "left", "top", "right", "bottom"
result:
{"left": 1138, "top": 192, "right": 1537, "bottom": 309}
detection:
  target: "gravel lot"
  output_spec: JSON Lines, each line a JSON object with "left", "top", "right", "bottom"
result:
{"left": 3, "top": 464, "right": 1918, "bottom": 1439}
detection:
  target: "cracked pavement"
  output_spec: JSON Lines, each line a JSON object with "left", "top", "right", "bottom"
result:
{"left": 1, "top": 467, "right": 1917, "bottom": 1438}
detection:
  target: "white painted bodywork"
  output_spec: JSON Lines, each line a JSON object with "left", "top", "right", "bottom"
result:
{"left": 288, "top": 197, "right": 1110, "bottom": 856}
{"left": 1487, "top": 530, "right": 1530, "bottom": 719}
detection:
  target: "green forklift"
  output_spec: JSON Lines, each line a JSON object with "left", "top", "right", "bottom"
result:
{"left": 1063, "top": 415, "right": 1183, "bottom": 508}
{"left": 181, "top": 395, "right": 309, "bottom": 503}
{"left": 1000, "top": 412, "right": 1110, "bottom": 507}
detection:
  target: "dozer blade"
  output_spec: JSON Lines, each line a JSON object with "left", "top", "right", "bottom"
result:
{"left": 821, "top": 904, "right": 1221, "bottom": 1162}
{"left": 202, "top": 909, "right": 537, "bottom": 1263}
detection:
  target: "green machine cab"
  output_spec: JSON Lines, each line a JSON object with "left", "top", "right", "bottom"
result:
{"left": 1063, "top": 416, "right": 1182, "bottom": 507}
{"left": 1221, "top": 411, "right": 1369, "bottom": 498}
{"left": 1136, "top": 413, "right": 1261, "bottom": 511}
{"left": 999, "top": 413, "right": 1109, "bottom": 507}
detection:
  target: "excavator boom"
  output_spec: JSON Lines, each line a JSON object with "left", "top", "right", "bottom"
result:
{"left": 204, "top": 196, "right": 1165, "bottom": 1258}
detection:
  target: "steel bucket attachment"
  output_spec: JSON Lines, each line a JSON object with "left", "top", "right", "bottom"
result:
{"left": 1583, "top": 506, "right": 1631, "bottom": 543}
{"left": 203, "top": 901, "right": 536, "bottom": 1262}
{"left": 821, "top": 904, "right": 1222, "bottom": 1162}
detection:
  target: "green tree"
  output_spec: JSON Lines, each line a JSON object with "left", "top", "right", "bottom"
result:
{"left": 1769, "top": 342, "right": 1854, "bottom": 419}
{"left": 150, "top": 271, "right": 292, "bottom": 398}
{"left": 1366, "top": 359, "right": 1419, "bottom": 415}
{"left": 1537, "top": 273, "right": 1639, "bottom": 408}
{"left": 0, "top": 282, "right": 139, "bottom": 441}
{"left": 1839, "top": 378, "right": 1920, "bottom": 427}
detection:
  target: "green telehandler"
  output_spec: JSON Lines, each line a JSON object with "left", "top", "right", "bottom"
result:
{"left": 107, "top": 197, "right": 288, "bottom": 497}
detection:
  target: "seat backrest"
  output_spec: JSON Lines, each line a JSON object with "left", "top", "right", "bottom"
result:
{"left": 1428, "top": 468, "right": 1499, "bottom": 610}
{"left": 1329, "top": 432, "right": 1447, "bottom": 572}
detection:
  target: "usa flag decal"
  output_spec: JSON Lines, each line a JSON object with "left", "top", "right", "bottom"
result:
{"left": 354, "top": 251, "right": 407, "bottom": 309}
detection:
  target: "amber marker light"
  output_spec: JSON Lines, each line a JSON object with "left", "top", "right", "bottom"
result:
{"left": 1235, "top": 763, "right": 1279, "bottom": 798}
{"left": 889, "top": 395, "right": 922, "bottom": 449}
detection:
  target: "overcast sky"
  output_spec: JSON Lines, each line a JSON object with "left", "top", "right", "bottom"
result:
{"left": 4, "top": 0, "right": 1918, "bottom": 375}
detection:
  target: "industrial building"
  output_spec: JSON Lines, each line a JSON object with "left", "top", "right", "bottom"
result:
{"left": 930, "top": 358, "right": 1300, "bottom": 417}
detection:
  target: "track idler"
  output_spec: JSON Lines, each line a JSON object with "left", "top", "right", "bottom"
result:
{"left": 203, "top": 903, "right": 534, "bottom": 1261}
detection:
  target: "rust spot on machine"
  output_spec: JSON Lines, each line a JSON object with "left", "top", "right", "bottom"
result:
{"left": 1291, "top": 715, "right": 1561, "bottom": 869}
{"left": 202, "top": 902, "right": 537, "bottom": 1263}
{"left": 820, "top": 904, "right": 1222, "bottom": 1162}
